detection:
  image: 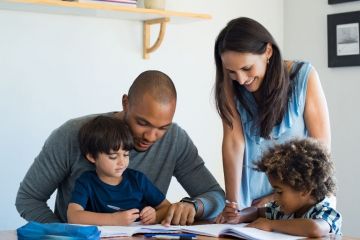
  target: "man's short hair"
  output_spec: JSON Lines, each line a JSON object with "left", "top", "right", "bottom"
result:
{"left": 128, "top": 70, "right": 176, "bottom": 105}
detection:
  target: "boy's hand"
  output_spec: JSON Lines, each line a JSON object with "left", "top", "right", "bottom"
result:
{"left": 112, "top": 209, "right": 139, "bottom": 226}
{"left": 246, "top": 217, "right": 272, "bottom": 231}
{"left": 140, "top": 206, "right": 156, "bottom": 225}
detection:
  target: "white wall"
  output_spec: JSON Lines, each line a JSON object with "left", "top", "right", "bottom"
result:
{"left": 0, "top": 0, "right": 283, "bottom": 230}
{"left": 284, "top": 0, "right": 360, "bottom": 237}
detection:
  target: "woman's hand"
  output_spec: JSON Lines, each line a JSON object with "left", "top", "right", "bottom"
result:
{"left": 215, "top": 201, "right": 241, "bottom": 224}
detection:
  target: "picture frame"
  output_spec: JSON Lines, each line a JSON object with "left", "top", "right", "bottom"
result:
{"left": 327, "top": 11, "right": 360, "bottom": 67}
{"left": 328, "top": 0, "right": 360, "bottom": 4}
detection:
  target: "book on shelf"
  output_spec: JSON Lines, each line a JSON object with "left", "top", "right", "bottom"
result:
{"left": 75, "top": 0, "right": 137, "bottom": 7}
{"left": 98, "top": 223, "right": 181, "bottom": 238}
{"left": 180, "top": 224, "right": 305, "bottom": 240}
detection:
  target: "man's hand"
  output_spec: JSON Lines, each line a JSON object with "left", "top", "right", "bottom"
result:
{"left": 161, "top": 202, "right": 196, "bottom": 226}
{"left": 112, "top": 209, "right": 139, "bottom": 226}
{"left": 140, "top": 206, "right": 156, "bottom": 225}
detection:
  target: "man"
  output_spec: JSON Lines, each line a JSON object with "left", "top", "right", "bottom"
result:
{"left": 16, "top": 70, "right": 225, "bottom": 225}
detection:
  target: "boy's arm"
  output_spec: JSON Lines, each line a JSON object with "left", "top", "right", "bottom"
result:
{"left": 155, "top": 199, "right": 171, "bottom": 223}
{"left": 67, "top": 203, "right": 139, "bottom": 226}
{"left": 248, "top": 218, "right": 330, "bottom": 238}
{"left": 236, "top": 207, "right": 262, "bottom": 223}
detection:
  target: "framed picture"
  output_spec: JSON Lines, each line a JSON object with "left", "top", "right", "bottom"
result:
{"left": 327, "top": 11, "right": 360, "bottom": 67}
{"left": 328, "top": 0, "right": 360, "bottom": 4}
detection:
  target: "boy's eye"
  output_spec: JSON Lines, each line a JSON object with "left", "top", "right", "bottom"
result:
{"left": 123, "top": 153, "right": 129, "bottom": 157}
{"left": 108, "top": 155, "right": 117, "bottom": 160}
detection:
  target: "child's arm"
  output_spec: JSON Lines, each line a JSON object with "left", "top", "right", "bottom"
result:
{"left": 67, "top": 203, "right": 139, "bottom": 226}
{"left": 236, "top": 207, "right": 264, "bottom": 223}
{"left": 247, "top": 218, "right": 330, "bottom": 238}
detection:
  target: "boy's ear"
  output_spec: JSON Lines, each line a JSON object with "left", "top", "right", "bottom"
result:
{"left": 301, "top": 189, "right": 312, "bottom": 198}
{"left": 86, "top": 153, "right": 96, "bottom": 164}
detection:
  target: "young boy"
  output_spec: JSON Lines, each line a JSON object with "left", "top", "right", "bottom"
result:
{"left": 67, "top": 116, "right": 171, "bottom": 226}
{"left": 225, "top": 138, "right": 342, "bottom": 237}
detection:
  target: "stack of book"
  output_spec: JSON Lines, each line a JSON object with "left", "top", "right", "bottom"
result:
{"left": 75, "top": 0, "right": 137, "bottom": 7}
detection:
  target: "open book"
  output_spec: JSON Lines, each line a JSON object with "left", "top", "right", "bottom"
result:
{"left": 98, "top": 223, "right": 181, "bottom": 238}
{"left": 181, "top": 224, "right": 305, "bottom": 240}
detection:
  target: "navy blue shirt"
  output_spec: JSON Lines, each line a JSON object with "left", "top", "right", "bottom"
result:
{"left": 70, "top": 169, "right": 165, "bottom": 213}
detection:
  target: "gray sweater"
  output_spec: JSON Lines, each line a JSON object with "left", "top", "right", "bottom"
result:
{"left": 16, "top": 112, "right": 225, "bottom": 223}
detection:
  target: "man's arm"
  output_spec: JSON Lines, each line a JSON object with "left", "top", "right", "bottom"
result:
{"left": 15, "top": 127, "right": 71, "bottom": 222}
{"left": 172, "top": 127, "right": 225, "bottom": 220}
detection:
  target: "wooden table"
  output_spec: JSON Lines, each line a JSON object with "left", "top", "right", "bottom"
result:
{"left": 2, "top": 230, "right": 359, "bottom": 240}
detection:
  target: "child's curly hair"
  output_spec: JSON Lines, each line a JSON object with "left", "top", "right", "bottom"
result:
{"left": 255, "top": 138, "right": 336, "bottom": 202}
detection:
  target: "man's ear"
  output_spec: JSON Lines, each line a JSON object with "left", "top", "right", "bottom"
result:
{"left": 86, "top": 153, "right": 96, "bottom": 164}
{"left": 122, "top": 94, "right": 129, "bottom": 112}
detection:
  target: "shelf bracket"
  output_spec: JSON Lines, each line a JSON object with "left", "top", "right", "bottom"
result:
{"left": 143, "top": 17, "right": 170, "bottom": 59}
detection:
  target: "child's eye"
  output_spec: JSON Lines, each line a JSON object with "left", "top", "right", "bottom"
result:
{"left": 123, "top": 153, "right": 129, "bottom": 157}
{"left": 108, "top": 155, "right": 117, "bottom": 160}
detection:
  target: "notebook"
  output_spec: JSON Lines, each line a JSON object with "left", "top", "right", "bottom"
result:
{"left": 181, "top": 224, "right": 305, "bottom": 240}
{"left": 98, "top": 223, "right": 181, "bottom": 238}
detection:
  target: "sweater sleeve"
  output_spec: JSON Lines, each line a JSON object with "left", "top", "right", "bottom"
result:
{"left": 173, "top": 127, "right": 225, "bottom": 220}
{"left": 15, "top": 126, "right": 72, "bottom": 223}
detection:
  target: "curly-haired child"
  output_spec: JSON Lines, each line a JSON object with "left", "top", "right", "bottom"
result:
{"left": 227, "top": 138, "right": 342, "bottom": 237}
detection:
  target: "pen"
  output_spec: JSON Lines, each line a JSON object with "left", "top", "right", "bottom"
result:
{"left": 107, "top": 205, "right": 124, "bottom": 211}
{"left": 144, "top": 233, "right": 197, "bottom": 239}
{"left": 225, "top": 199, "right": 241, "bottom": 213}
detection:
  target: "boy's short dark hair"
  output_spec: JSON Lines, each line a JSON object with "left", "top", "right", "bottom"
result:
{"left": 78, "top": 115, "right": 133, "bottom": 158}
{"left": 255, "top": 138, "right": 336, "bottom": 202}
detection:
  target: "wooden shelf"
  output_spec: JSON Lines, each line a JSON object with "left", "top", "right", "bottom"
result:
{"left": 0, "top": 0, "right": 212, "bottom": 59}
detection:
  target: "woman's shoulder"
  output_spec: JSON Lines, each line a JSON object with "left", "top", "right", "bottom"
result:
{"left": 284, "top": 60, "right": 312, "bottom": 72}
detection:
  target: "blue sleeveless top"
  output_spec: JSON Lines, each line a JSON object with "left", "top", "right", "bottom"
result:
{"left": 235, "top": 61, "right": 312, "bottom": 207}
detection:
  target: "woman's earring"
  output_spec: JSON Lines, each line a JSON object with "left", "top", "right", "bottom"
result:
{"left": 267, "top": 58, "right": 270, "bottom": 64}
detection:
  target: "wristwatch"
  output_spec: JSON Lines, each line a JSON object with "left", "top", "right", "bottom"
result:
{"left": 180, "top": 197, "right": 199, "bottom": 213}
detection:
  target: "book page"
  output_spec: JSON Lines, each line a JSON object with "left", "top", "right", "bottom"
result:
{"left": 99, "top": 223, "right": 180, "bottom": 238}
{"left": 182, "top": 224, "right": 304, "bottom": 240}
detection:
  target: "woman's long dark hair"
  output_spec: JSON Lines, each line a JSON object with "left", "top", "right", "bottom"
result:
{"left": 215, "top": 17, "right": 302, "bottom": 138}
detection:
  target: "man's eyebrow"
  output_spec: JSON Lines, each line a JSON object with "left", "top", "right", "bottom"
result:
{"left": 136, "top": 116, "right": 171, "bottom": 129}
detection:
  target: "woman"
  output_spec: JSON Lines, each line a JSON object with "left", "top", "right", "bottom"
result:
{"left": 214, "top": 17, "right": 330, "bottom": 223}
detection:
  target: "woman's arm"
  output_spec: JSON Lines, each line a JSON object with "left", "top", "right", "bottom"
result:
{"left": 222, "top": 117, "right": 245, "bottom": 204}
{"left": 67, "top": 203, "right": 139, "bottom": 226}
{"left": 304, "top": 67, "right": 331, "bottom": 149}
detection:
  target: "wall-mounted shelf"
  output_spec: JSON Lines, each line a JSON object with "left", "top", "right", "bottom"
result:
{"left": 0, "top": 0, "right": 212, "bottom": 59}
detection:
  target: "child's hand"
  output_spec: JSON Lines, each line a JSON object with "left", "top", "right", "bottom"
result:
{"left": 112, "top": 209, "right": 139, "bottom": 226}
{"left": 140, "top": 206, "right": 156, "bottom": 225}
{"left": 246, "top": 217, "right": 272, "bottom": 231}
